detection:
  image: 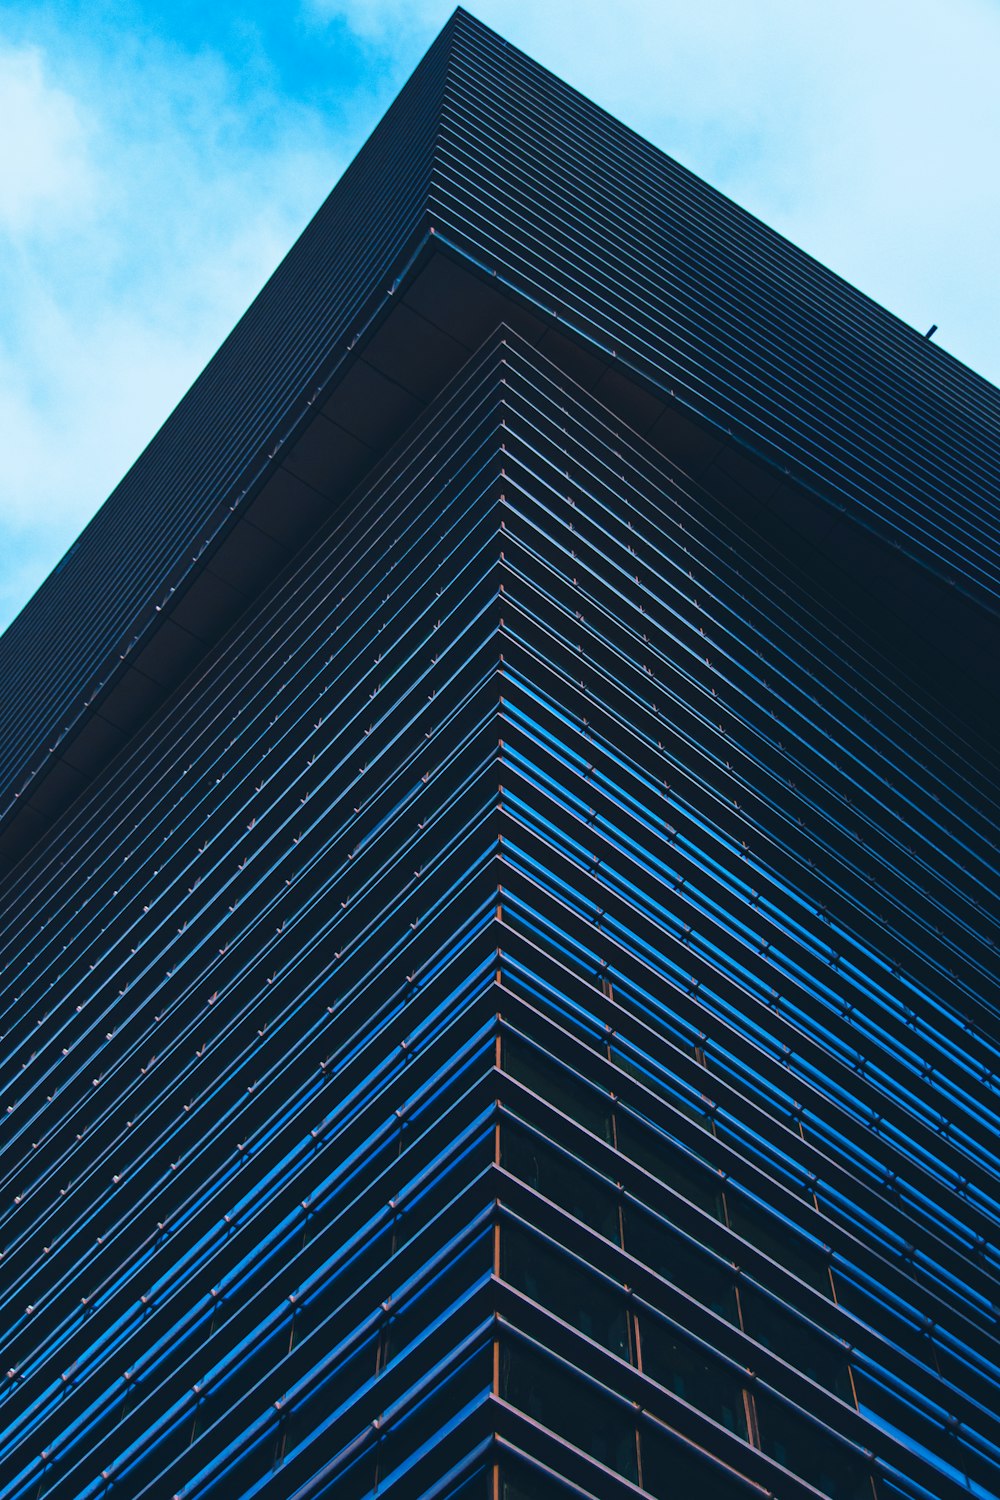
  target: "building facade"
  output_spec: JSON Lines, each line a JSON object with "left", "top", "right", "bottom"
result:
{"left": 0, "top": 12, "right": 998, "bottom": 1500}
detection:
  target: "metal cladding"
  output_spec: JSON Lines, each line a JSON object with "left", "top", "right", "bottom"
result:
{"left": 1, "top": 11, "right": 999, "bottom": 1500}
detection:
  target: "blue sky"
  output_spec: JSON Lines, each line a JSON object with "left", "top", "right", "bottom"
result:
{"left": 2, "top": 0, "right": 998, "bottom": 633}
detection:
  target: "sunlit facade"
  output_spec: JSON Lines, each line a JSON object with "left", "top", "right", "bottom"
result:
{"left": 1, "top": 11, "right": 998, "bottom": 1500}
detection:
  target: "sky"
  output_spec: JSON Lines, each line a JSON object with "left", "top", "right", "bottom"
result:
{"left": 1, "top": 0, "right": 998, "bottom": 634}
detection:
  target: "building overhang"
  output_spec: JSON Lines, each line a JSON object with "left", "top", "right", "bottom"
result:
{"left": 2, "top": 236, "right": 996, "bottom": 875}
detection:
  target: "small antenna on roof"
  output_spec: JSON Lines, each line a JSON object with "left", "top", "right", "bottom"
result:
{"left": 924, "top": 324, "right": 938, "bottom": 340}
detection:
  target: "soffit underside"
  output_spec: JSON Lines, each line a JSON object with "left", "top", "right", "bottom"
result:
{"left": 1, "top": 243, "right": 996, "bottom": 874}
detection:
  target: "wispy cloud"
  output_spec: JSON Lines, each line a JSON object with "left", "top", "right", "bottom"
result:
{"left": 0, "top": 19, "right": 349, "bottom": 630}
{"left": 0, "top": 43, "right": 97, "bottom": 235}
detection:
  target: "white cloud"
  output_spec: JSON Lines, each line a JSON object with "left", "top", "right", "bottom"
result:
{"left": 304, "top": 0, "right": 442, "bottom": 41}
{"left": 0, "top": 44, "right": 97, "bottom": 235}
{"left": 0, "top": 30, "right": 348, "bottom": 631}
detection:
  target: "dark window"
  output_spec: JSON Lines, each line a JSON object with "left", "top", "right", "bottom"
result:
{"left": 501, "top": 1122, "right": 621, "bottom": 1241}
{"left": 189, "top": 1305, "right": 293, "bottom": 1445}
{"left": 503, "top": 1033, "right": 614, "bottom": 1143}
{"left": 501, "top": 1222, "right": 630, "bottom": 1360}
{"left": 283, "top": 1328, "right": 380, "bottom": 1462}
{"left": 612, "top": 1044, "right": 711, "bottom": 1129}
{"left": 500, "top": 1458, "right": 577, "bottom": 1498}
{"left": 639, "top": 1320, "right": 748, "bottom": 1439}
{"left": 384, "top": 1231, "right": 491, "bottom": 1365}
{"left": 289, "top": 1442, "right": 378, "bottom": 1500}
{"left": 852, "top": 1365, "right": 996, "bottom": 1497}
{"left": 626, "top": 1206, "right": 737, "bottom": 1322}
{"left": 616, "top": 1112, "right": 725, "bottom": 1220}
{"left": 379, "top": 1341, "right": 492, "bottom": 1486}
{"left": 198, "top": 1422, "right": 284, "bottom": 1500}
{"left": 295, "top": 1225, "right": 394, "bottom": 1348}
{"left": 500, "top": 1342, "right": 639, "bottom": 1483}
{"left": 641, "top": 1423, "right": 757, "bottom": 1497}
{"left": 740, "top": 1285, "right": 853, "bottom": 1403}
{"left": 440, "top": 1468, "right": 491, "bottom": 1500}
{"left": 755, "top": 1390, "right": 870, "bottom": 1500}
{"left": 726, "top": 1196, "right": 831, "bottom": 1294}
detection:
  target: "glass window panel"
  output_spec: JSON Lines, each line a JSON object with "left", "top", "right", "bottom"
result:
{"left": 440, "top": 1468, "right": 491, "bottom": 1500}
{"left": 501, "top": 1222, "right": 630, "bottom": 1360}
{"left": 851, "top": 1366, "right": 998, "bottom": 1497}
{"left": 393, "top": 1130, "right": 493, "bottom": 1250}
{"left": 193, "top": 1311, "right": 293, "bottom": 1440}
{"left": 500, "top": 1342, "right": 639, "bottom": 1484}
{"left": 612, "top": 1044, "right": 710, "bottom": 1128}
{"left": 500, "top": 1457, "right": 576, "bottom": 1498}
{"left": 198, "top": 1423, "right": 283, "bottom": 1500}
{"left": 639, "top": 1320, "right": 748, "bottom": 1439}
{"left": 384, "top": 1231, "right": 491, "bottom": 1364}
{"left": 640, "top": 1423, "right": 756, "bottom": 1497}
{"left": 296, "top": 1225, "right": 394, "bottom": 1347}
{"left": 110, "top": 1405, "right": 203, "bottom": 1496}
{"left": 503, "top": 1034, "right": 614, "bottom": 1143}
{"left": 726, "top": 1196, "right": 831, "bottom": 1295}
{"left": 291, "top": 1441, "right": 377, "bottom": 1500}
{"left": 616, "top": 1112, "right": 725, "bottom": 1220}
{"left": 283, "top": 1328, "right": 380, "bottom": 1460}
{"left": 501, "top": 1122, "right": 621, "bottom": 1242}
{"left": 379, "top": 1342, "right": 492, "bottom": 1486}
{"left": 740, "top": 1285, "right": 853, "bottom": 1404}
{"left": 755, "top": 1390, "right": 871, "bottom": 1500}
{"left": 626, "top": 1206, "right": 737, "bottom": 1323}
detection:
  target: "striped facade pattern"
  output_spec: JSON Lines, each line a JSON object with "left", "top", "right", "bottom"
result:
{"left": 3, "top": 9, "right": 998, "bottom": 858}
{"left": 1, "top": 332, "right": 999, "bottom": 1499}
{"left": 430, "top": 16, "right": 1000, "bottom": 613}
{"left": 2, "top": 9, "right": 1000, "bottom": 1500}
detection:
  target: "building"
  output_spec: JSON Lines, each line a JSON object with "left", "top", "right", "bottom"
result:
{"left": 0, "top": 9, "right": 998, "bottom": 1499}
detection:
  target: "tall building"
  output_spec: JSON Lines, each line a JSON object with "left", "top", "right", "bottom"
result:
{"left": 0, "top": 10, "right": 998, "bottom": 1500}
